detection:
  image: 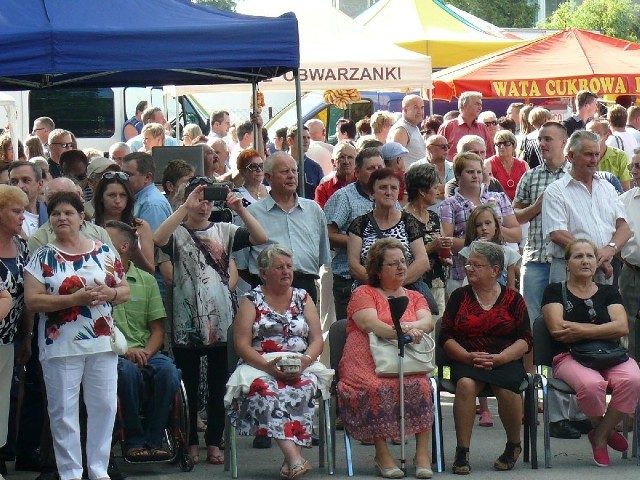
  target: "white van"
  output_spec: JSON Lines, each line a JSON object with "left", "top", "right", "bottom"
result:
{"left": 1, "top": 87, "right": 210, "bottom": 154}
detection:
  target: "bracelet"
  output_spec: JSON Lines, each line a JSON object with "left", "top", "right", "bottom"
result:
{"left": 111, "top": 288, "right": 118, "bottom": 302}
{"left": 302, "top": 353, "right": 314, "bottom": 362}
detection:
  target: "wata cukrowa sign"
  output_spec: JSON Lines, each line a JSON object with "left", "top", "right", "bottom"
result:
{"left": 491, "top": 76, "right": 640, "bottom": 98}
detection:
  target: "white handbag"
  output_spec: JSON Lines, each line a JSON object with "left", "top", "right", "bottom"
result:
{"left": 110, "top": 325, "right": 129, "bottom": 356}
{"left": 368, "top": 331, "right": 435, "bottom": 377}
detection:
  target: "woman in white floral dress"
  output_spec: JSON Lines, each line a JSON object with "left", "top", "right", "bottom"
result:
{"left": 229, "top": 245, "right": 325, "bottom": 480}
{"left": 25, "top": 192, "right": 129, "bottom": 480}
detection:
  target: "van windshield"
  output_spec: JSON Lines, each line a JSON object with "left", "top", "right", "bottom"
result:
{"left": 266, "top": 92, "right": 324, "bottom": 140}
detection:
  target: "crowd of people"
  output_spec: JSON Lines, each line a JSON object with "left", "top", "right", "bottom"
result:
{"left": 0, "top": 88, "right": 640, "bottom": 480}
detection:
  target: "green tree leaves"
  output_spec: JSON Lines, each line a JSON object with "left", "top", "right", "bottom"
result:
{"left": 447, "top": 0, "right": 538, "bottom": 28}
{"left": 192, "top": 0, "right": 237, "bottom": 12}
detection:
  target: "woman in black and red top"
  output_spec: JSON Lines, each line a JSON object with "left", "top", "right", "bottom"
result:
{"left": 439, "top": 240, "right": 532, "bottom": 475}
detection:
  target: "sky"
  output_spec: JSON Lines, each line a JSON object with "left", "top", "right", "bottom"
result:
{"left": 236, "top": 0, "right": 335, "bottom": 15}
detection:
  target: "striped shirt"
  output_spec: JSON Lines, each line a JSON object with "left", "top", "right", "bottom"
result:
{"left": 542, "top": 173, "right": 627, "bottom": 259}
{"left": 513, "top": 161, "right": 569, "bottom": 263}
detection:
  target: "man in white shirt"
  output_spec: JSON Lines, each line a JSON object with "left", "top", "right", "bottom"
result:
{"left": 8, "top": 161, "right": 46, "bottom": 237}
{"left": 619, "top": 150, "right": 640, "bottom": 358}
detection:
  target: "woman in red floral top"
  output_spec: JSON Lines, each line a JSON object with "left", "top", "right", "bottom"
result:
{"left": 229, "top": 245, "right": 324, "bottom": 480}
{"left": 25, "top": 192, "right": 129, "bottom": 480}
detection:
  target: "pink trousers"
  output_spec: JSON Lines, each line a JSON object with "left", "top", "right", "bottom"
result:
{"left": 553, "top": 352, "right": 640, "bottom": 417}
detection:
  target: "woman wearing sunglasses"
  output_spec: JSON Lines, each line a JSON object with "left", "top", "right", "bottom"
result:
{"left": 92, "top": 171, "right": 155, "bottom": 274}
{"left": 154, "top": 177, "right": 267, "bottom": 466}
{"left": 542, "top": 238, "right": 640, "bottom": 467}
{"left": 235, "top": 149, "right": 269, "bottom": 207}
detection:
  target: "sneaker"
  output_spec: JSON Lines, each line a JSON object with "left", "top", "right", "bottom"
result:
{"left": 479, "top": 411, "right": 493, "bottom": 427}
{"left": 607, "top": 431, "right": 629, "bottom": 452}
{"left": 587, "top": 430, "right": 610, "bottom": 467}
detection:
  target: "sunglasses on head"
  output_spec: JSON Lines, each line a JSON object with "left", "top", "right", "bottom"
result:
{"left": 102, "top": 171, "right": 129, "bottom": 181}
{"left": 187, "top": 176, "right": 214, "bottom": 187}
{"left": 245, "top": 162, "right": 264, "bottom": 172}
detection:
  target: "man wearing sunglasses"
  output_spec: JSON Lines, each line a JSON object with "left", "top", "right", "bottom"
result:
{"left": 46, "top": 129, "right": 74, "bottom": 179}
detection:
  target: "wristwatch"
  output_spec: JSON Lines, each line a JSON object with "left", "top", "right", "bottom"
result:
{"left": 608, "top": 242, "right": 617, "bottom": 253}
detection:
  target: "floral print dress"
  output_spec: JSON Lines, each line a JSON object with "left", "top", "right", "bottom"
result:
{"left": 25, "top": 242, "right": 125, "bottom": 361}
{"left": 228, "top": 286, "right": 318, "bottom": 447}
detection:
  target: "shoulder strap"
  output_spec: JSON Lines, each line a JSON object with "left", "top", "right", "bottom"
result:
{"left": 367, "top": 212, "right": 385, "bottom": 239}
{"left": 184, "top": 226, "right": 230, "bottom": 285}
{"left": 561, "top": 280, "right": 569, "bottom": 311}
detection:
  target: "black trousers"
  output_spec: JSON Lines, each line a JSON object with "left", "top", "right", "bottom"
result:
{"left": 173, "top": 345, "right": 228, "bottom": 447}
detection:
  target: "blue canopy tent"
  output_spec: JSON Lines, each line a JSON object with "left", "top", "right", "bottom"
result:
{"left": 0, "top": 0, "right": 300, "bottom": 89}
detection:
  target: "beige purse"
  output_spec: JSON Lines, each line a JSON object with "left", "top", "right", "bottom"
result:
{"left": 368, "top": 331, "right": 435, "bottom": 377}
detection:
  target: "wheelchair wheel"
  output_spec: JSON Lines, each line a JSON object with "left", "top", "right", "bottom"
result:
{"left": 180, "top": 454, "right": 194, "bottom": 472}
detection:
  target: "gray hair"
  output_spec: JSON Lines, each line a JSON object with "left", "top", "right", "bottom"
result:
{"left": 109, "top": 142, "right": 130, "bottom": 157}
{"left": 478, "top": 111, "right": 496, "bottom": 122}
{"left": 257, "top": 244, "right": 294, "bottom": 275}
{"left": 458, "top": 135, "right": 485, "bottom": 153}
{"left": 469, "top": 240, "right": 504, "bottom": 272}
{"left": 264, "top": 151, "right": 295, "bottom": 174}
{"left": 44, "top": 177, "right": 76, "bottom": 203}
{"left": 565, "top": 130, "right": 600, "bottom": 156}
{"left": 458, "top": 91, "right": 482, "bottom": 111}
{"left": 493, "top": 130, "right": 517, "bottom": 147}
{"left": 211, "top": 138, "right": 229, "bottom": 153}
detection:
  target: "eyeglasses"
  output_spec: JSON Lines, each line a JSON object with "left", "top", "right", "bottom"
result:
{"left": 495, "top": 141, "right": 513, "bottom": 148}
{"left": 188, "top": 176, "right": 214, "bottom": 186}
{"left": 632, "top": 162, "right": 640, "bottom": 170}
{"left": 102, "top": 171, "right": 129, "bottom": 181}
{"left": 464, "top": 263, "right": 490, "bottom": 270}
{"left": 484, "top": 121, "right": 498, "bottom": 127}
{"left": 51, "top": 142, "right": 74, "bottom": 149}
{"left": 383, "top": 258, "right": 407, "bottom": 269}
{"left": 431, "top": 143, "right": 450, "bottom": 150}
{"left": 245, "top": 162, "right": 264, "bottom": 172}
{"left": 584, "top": 298, "right": 597, "bottom": 322}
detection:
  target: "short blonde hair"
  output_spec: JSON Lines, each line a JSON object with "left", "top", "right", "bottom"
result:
{"left": 0, "top": 184, "right": 28, "bottom": 210}
{"left": 528, "top": 107, "right": 551, "bottom": 129}
{"left": 494, "top": 130, "right": 517, "bottom": 146}
{"left": 141, "top": 123, "right": 165, "bottom": 139}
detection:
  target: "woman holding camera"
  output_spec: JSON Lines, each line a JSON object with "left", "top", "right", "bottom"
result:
{"left": 229, "top": 244, "right": 326, "bottom": 480}
{"left": 154, "top": 177, "right": 267, "bottom": 466}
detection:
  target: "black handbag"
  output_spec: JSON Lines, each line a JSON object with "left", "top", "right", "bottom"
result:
{"left": 560, "top": 281, "right": 629, "bottom": 370}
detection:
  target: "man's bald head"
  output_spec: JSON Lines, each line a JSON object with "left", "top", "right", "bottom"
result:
{"left": 44, "top": 177, "right": 80, "bottom": 203}
{"left": 305, "top": 119, "right": 326, "bottom": 141}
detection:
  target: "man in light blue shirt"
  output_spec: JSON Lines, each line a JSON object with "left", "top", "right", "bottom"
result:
{"left": 126, "top": 107, "right": 178, "bottom": 153}
{"left": 235, "top": 152, "right": 330, "bottom": 305}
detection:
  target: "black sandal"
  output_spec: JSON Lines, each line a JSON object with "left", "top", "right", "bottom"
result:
{"left": 494, "top": 441, "right": 522, "bottom": 471}
{"left": 452, "top": 446, "right": 470, "bottom": 475}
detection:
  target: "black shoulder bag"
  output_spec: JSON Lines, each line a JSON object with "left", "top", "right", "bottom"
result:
{"left": 562, "top": 281, "right": 629, "bottom": 370}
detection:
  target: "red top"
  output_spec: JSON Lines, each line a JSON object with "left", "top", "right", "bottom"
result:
{"left": 314, "top": 174, "right": 354, "bottom": 209}
{"left": 488, "top": 155, "right": 528, "bottom": 200}
{"left": 438, "top": 116, "right": 494, "bottom": 161}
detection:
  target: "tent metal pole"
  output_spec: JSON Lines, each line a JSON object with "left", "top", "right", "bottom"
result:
{"left": 175, "top": 94, "right": 180, "bottom": 141}
{"left": 252, "top": 82, "right": 258, "bottom": 150}
{"left": 294, "top": 70, "right": 304, "bottom": 198}
{"left": 428, "top": 86, "right": 434, "bottom": 116}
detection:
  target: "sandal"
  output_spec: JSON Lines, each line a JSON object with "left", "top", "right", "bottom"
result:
{"left": 206, "top": 446, "right": 224, "bottom": 464}
{"left": 188, "top": 445, "right": 200, "bottom": 465}
{"left": 125, "top": 447, "right": 151, "bottom": 461}
{"left": 288, "top": 458, "right": 311, "bottom": 479}
{"left": 452, "top": 446, "right": 470, "bottom": 475}
{"left": 494, "top": 441, "right": 521, "bottom": 471}
{"left": 149, "top": 448, "right": 171, "bottom": 461}
{"left": 280, "top": 462, "right": 290, "bottom": 480}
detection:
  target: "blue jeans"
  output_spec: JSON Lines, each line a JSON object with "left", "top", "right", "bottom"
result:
{"left": 520, "top": 261, "right": 551, "bottom": 325}
{"left": 117, "top": 353, "right": 180, "bottom": 449}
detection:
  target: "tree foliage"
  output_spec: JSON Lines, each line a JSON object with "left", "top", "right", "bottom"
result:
{"left": 541, "top": 0, "right": 640, "bottom": 41}
{"left": 447, "top": 0, "right": 538, "bottom": 28}
{"left": 192, "top": 0, "right": 236, "bottom": 12}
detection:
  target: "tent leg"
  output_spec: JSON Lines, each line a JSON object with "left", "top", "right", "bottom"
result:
{"left": 294, "top": 70, "right": 305, "bottom": 198}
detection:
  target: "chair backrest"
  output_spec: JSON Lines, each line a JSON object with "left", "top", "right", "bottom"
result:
{"left": 532, "top": 315, "right": 555, "bottom": 367}
{"left": 226, "top": 323, "right": 239, "bottom": 374}
{"left": 328, "top": 319, "right": 348, "bottom": 375}
{"left": 433, "top": 318, "right": 451, "bottom": 374}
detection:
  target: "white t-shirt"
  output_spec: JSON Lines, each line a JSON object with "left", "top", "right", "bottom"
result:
{"left": 22, "top": 211, "right": 39, "bottom": 237}
{"left": 606, "top": 130, "right": 638, "bottom": 164}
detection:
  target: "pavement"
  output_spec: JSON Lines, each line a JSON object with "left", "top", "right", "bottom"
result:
{"left": 3, "top": 392, "right": 640, "bottom": 480}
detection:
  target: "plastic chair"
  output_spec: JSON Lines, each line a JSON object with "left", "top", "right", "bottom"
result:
{"left": 433, "top": 318, "right": 537, "bottom": 470}
{"left": 224, "top": 324, "right": 334, "bottom": 478}
{"left": 328, "top": 319, "right": 444, "bottom": 476}
{"left": 532, "top": 315, "right": 640, "bottom": 467}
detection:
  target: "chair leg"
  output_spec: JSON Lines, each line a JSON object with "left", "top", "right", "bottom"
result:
{"left": 323, "top": 398, "right": 334, "bottom": 474}
{"left": 430, "top": 377, "right": 444, "bottom": 473}
{"left": 529, "top": 375, "right": 538, "bottom": 469}
{"left": 344, "top": 430, "right": 354, "bottom": 476}
{"left": 523, "top": 381, "right": 530, "bottom": 464}
{"left": 318, "top": 399, "right": 325, "bottom": 469}
{"left": 330, "top": 397, "right": 337, "bottom": 473}
{"left": 230, "top": 422, "right": 238, "bottom": 479}
{"left": 623, "top": 413, "right": 629, "bottom": 459}
{"left": 541, "top": 376, "right": 551, "bottom": 468}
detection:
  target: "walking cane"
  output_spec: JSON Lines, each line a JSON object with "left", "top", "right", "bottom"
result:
{"left": 388, "top": 295, "right": 410, "bottom": 475}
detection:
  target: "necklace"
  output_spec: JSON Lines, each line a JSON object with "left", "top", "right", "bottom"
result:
{"left": 472, "top": 284, "right": 500, "bottom": 311}
{"left": 405, "top": 204, "right": 426, "bottom": 223}
{"left": 245, "top": 185, "right": 262, "bottom": 200}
